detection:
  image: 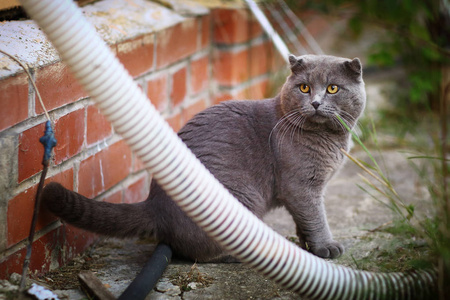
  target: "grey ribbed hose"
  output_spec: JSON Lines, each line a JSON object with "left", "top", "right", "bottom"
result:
{"left": 18, "top": 0, "right": 437, "bottom": 299}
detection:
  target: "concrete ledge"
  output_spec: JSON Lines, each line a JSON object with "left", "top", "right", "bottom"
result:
{"left": 0, "top": 0, "right": 201, "bottom": 78}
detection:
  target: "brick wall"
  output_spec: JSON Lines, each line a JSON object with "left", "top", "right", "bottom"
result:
{"left": 0, "top": 2, "right": 284, "bottom": 279}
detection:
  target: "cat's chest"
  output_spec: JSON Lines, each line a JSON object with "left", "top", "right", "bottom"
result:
{"left": 276, "top": 134, "right": 347, "bottom": 182}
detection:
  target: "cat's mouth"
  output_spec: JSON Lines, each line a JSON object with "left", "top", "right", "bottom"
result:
{"left": 308, "top": 109, "right": 331, "bottom": 123}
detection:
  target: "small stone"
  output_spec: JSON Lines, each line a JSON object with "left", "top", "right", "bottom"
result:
{"left": 187, "top": 282, "right": 198, "bottom": 290}
{"left": 9, "top": 273, "right": 22, "bottom": 285}
{"left": 155, "top": 279, "right": 181, "bottom": 296}
{"left": 0, "top": 280, "right": 18, "bottom": 293}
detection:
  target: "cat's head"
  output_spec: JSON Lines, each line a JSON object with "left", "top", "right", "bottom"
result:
{"left": 280, "top": 54, "right": 366, "bottom": 132}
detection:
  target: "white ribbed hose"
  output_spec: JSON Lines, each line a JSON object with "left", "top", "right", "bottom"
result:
{"left": 19, "top": 0, "right": 436, "bottom": 299}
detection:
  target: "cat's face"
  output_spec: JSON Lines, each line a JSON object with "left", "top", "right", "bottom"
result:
{"left": 280, "top": 55, "right": 366, "bottom": 132}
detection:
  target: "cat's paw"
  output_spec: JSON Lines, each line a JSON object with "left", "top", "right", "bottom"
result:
{"left": 309, "top": 241, "right": 344, "bottom": 259}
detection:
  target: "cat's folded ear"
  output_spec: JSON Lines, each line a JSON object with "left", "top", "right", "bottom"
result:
{"left": 345, "top": 58, "right": 362, "bottom": 76}
{"left": 288, "top": 54, "right": 304, "bottom": 74}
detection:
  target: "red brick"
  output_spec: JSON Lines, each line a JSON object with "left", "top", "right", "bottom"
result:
{"left": 0, "top": 230, "right": 56, "bottom": 278}
{"left": 147, "top": 74, "right": 168, "bottom": 112}
{"left": 26, "top": 228, "right": 66, "bottom": 275}
{"left": 171, "top": 67, "right": 187, "bottom": 107}
{"left": 268, "top": 43, "right": 286, "bottom": 72}
{"left": 182, "top": 99, "right": 207, "bottom": 125}
{"left": 242, "top": 79, "right": 269, "bottom": 100}
{"left": 63, "top": 224, "right": 97, "bottom": 257}
{"left": 53, "top": 109, "right": 85, "bottom": 165}
{"left": 0, "top": 224, "right": 97, "bottom": 279}
{"left": 117, "top": 34, "right": 155, "bottom": 77}
{"left": 213, "top": 79, "right": 269, "bottom": 105}
{"left": 165, "top": 113, "right": 182, "bottom": 132}
{"left": 78, "top": 140, "right": 132, "bottom": 198}
{"left": 200, "top": 15, "right": 211, "bottom": 49}
{"left": 212, "top": 9, "right": 263, "bottom": 44}
{"left": 18, "top": 122, "right": 46, "bottom": 183}
{"left": 213, "top": 92, "right": 234, "bottom": 105}
{"left": 190, "top": 56, "right": 209, "bottom": 95}
{"left": 102, "top": 190, "right": 123, "bottom": 204}
{"left": 213, "top": 48, "right": 249, "bottom": 86}
{"left": 250, "top": 42, "right": 270, "bottom": 77}
{"left": 0, "top": 73, "right": 29, "bottom": 131}
{"left": 87, "top": 105, "right": 113, "bottom": 145}
{"left": 7, "top": 169, "right": 74, "bottom": 247}
{"left": 35, "top": 62, "right": 87, "bottom": 114}
{"left": 133, "top": 153, "right": 146, "bottom": 173}
{"left": 0, "top": 246, "right": 24, "bottom": 279}
{"left": 156, "top": 19, "right": 198, "bottom": 68}
{"left": 123, "top": 174, "right": 149, "bottom": 204}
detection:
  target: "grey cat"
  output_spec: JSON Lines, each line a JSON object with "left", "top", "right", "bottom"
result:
{"left": 42, "top": 54, "right": 365, "bottom": 262}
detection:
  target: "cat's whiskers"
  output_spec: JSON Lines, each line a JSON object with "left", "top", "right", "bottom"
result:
{"left": 269, "top": 110, "right": 299, "bottom": 147}
{"left": 331, "top": 110, "right": 358, "bottom": 135}
{"left": 269, "top": 108, "right": 308, "bottom": 153}
{"left": 339, "top": 110, "right": 363, "bottom": 137}
{"left": 338, "top": 110, "right": 363, "bottom": 137}
{"left": 281, "top": 108, "right": 310, "bottom": 152}
{"left": 288, "top": 113, "right": 305, "bottom": 145}
{"left": 278, "top": 112, "right": 300, "bottom": 152}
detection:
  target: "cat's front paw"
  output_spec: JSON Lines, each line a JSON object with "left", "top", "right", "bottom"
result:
{"left": 309, "top": 241, "right": 344, "bottom": 259}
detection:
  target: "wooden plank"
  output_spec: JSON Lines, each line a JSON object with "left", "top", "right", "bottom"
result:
{"left": 78, "top": 270, "right": 116, "bottom": 300}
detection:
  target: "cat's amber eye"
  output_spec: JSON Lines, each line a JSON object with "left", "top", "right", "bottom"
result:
{"left": 327, "top": 84, "right": 339, "bottom": 94}
{"left": 299, "top": 84, "right": 310, "bottom": 93}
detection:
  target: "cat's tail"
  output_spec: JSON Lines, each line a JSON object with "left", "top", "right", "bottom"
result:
{"left": 41, "top": 182, "right": 155, "bottom": 238}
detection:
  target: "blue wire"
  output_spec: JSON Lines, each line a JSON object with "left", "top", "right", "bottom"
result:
{"left": 39, "top": 120, "right": 57, "bottom": 162}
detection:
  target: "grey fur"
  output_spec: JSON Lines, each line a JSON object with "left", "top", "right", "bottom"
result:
{"left": 42, "top": 54, "right": 366, "bottom": 262}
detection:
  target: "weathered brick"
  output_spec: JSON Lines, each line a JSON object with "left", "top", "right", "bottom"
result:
{"left": 181, "top": 99, "right": 207, "bottom": 126}
{"left": 102, "top": 190, "right": 123, "bottom": 204}
{"left": 78, "top": 140, "right": 132, "bottom": 198}
{"left": 0, "top": 230, "right": 60, "bottom": 278}
{"left": 123, "top": 174, "right": 149, "bottom": 204}
{"left": 53, "top": 109, "right": 85, "bottom": 165}
{"left": 190, "top": 56, "right": 209, "bottom": 95}
{"left": 250, "top": 42, "right": 270, "bottom": 77}
{"left": 0, "top": 73, "right": 29, "bottom": 131}
{"left": 213, "top": 79, "right": 269, "bottom": 105}
{"left": 242, "top": 79, "right": 269, "bottom": 100}
{"left": 213, "top": 92, "right": 234, "bottom": 105}
{"left": 62, "top": 224, "right": 98, "bottom": 258}
{"left": 0, "top": 224, "right": 97, "bottom": 278}
{"left": 147, "top": 73, "right": 169, "bottom": 112}
{"left": 0, "top": 245, "right": 24, "bottom": 279}
{"left": 35, "top": 62, "right": 87, "bottom": 114}
{"left": 19, "top": 110, "right": 84, "bottom": 176}
{"left": 156, "top": 19, "right": 198, "bottom": 68}
{"left": 213, "top": 48, "right": 249, "bottom": 86}
{"left": 117, "top": 34, "right": 155, "bottom": 77}
{"left": 18, "top": 122, "right": 45, "bottom": 183}
{"left": 7, "top": 168, "right": 73, "bottom": 247}
{"left": 171, "top": 67, "right": 187, "bottom": 107}
{"left": 165, "top": 113, "right": 182, "bottom": 132}
{"left": 212, "top": 9, "right": 263, "bottom": 44}
{"left": 200, "top": 15, "right": 211, "bottom": 49}
{"left": 87, "top": 105, "right": 113, "bottom": 145}
{"left": 133, "top": 153, "right": 146, "bottom": 173}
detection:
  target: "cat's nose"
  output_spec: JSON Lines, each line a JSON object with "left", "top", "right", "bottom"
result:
{"left": 311, "top": 101, "right": 321, "bottom": 110}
